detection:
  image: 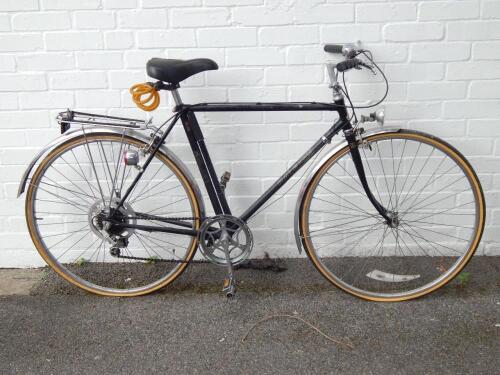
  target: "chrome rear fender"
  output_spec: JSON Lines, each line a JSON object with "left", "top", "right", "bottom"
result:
{"left": 17, "top": 127, "right": 206, "bottom": 218}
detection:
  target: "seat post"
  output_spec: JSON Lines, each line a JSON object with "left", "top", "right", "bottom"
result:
{"left": 171, "top": 88, "right": 183, "bottom": 106}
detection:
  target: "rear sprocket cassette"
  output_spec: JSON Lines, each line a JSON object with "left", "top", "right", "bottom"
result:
{"left": 199, "top": 215, "right": 253, "bottom": 266}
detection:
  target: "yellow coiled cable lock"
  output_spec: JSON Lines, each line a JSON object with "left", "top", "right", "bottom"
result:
{"left": 129, "top": 82, "right": 160, "bottom": 112}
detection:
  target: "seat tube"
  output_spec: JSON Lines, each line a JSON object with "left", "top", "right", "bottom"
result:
{"left": 172, "top": 90, "right": 231, "bottom": 216}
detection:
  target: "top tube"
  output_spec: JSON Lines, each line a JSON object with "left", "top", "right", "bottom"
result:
{"left": 175, "top": 102, "right": 340, "bottom": 112}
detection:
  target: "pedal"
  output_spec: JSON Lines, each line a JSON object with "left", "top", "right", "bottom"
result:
{"left": 220, "top": 171, "right": 231, "bottom": 191}
{"left": 222, "top": 277, "right": 236, "bottom": 298}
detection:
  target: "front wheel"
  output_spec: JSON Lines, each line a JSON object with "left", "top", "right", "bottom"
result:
{"left": 299, "top": 129, "right": 485, "bottom": 302}
{"left": 26, "top": 132, "right": 202, "bottom": 297}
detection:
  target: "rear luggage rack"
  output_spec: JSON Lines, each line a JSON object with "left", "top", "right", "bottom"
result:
{"left": 57, "top": 110, "right": 151, "bottom": 134}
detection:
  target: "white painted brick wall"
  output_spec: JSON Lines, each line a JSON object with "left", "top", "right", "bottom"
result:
{"left": 0, "top": 0, "right": 499, "bottom": 266}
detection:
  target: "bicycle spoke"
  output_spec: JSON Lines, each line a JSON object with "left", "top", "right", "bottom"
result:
{"left": 134, "top": 234, "right": 158, "bottom": 260}
{"left": 55, "top": 230, "right": 92, "bottom": 261}
{"left": 303, "top": 132, "right": 481, "bottom": 300}
{"left": 96, "top": 141, "right": 113, "bottom": 197}
{"left": 375, "top": 142, "right": 395, "bottom": 211}
{"left": 395, "top": 142, "right": 422, "bottom": 206}
{"left": 309, "top": 215, "right": 380, "bottom": 234}
{"left": 396, "top": 147, "right": 435, "bottom": 211}
{"left": 325, "top": 171, "right": 365, "bottom": 196}
{"left": 109, "top": 137, "right": 125, "bottom": 203}
{"left": 308, "top": 212, "right": 381, "bottom": 226}
{"left": 31, "top": 182, "right": 89, "bottom": 213}
{"left": 130, "top": 182, "right": 180, "bottom": 205}
{"left": 399, "top": 223, "right": 461, "bottom": 254}
{"left": 49, "top": 164, "right": 95, "bottom": 202}
{"left": 68, "top": 151, "right": 99, "bottom": 199}
{"left": 72, "top": 235, "right": 103, "bottom": 263}
{"left": 306, "top": 223, "right": 384, "bottom": 239}
{"left": 136, "top": 232, "right": 184, "bottom": 261}
{"left": 401, "top": 185, "right": 469, "bottom": 216}
{"left": 82, "top": 130, "right": 106, "bottom": 203}
{"left": 127, "top": 162, "right": 167, "bottom": 204}
{"left": 402, "top": 220, "right": 470, "bottom": 243}
{"left": 315, "top": 221, "right": 384, "bottom": 254}
{"left": 403, "top": 218, "right": 474, "bottom": 230}
{"left": 361, "top": 146, "right": 385, "bottom": 207}
{"left": 147, "top": 197, "right": 189, "bottom": 215}
{"left": 344, "top": 226, "right": 388, "bottom": 285}
{"left": 43, "top": 224, "right": 90, "bottom": 239}
{"left": 399, "top": 168, "right": 465, "bottom": 214}
{"left": 393, "top": 139, "right": 407, "bottom": 209}
{"left": 40, "top": 177, "right": 94, "bottom": 204}
{"left": 397, "top": 154, "right": 448, "bottom": 212}
{"left": 28, "top": 133, "right": 197, "bottom": 294}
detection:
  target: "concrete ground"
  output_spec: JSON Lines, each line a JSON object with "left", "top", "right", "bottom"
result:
{"left": 0, "top": 258, "right": 498, "bottom": 375}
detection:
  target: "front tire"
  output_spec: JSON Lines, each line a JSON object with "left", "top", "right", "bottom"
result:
{"left": 299, "top": 129, "right": 485, "bottom": 302}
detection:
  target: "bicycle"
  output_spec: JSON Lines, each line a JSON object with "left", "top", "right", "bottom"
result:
{"left": 18, "top": 43, "right": 486, "bottom": 301}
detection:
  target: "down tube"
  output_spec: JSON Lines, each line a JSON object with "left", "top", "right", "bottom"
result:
{"left": 239, "top": 120, "right": 348, "bottom": 222}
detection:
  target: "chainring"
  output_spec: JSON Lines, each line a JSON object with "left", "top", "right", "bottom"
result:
{"left": 199, "top": 215, "right": 253, "bottom": 266}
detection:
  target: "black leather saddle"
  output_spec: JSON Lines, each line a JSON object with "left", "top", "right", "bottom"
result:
{"left": 146, "top": 58, "right": 218, "bottom": 85}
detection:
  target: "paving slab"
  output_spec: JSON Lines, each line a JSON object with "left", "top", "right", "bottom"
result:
{"left": 0, "top": 269, "right": 44, "bottom": 296}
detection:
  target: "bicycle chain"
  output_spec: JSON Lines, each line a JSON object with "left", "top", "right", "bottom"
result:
{"left": 133, "top": 213, "right": 205, "bottom": 222}
{"left": 115, "top": 254, "right": 191, "bottom": 263}
{"left": 113, "top": 214, "right": 208, "bottom": 263}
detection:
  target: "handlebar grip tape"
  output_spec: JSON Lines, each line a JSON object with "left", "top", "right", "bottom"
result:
{"left": 336, "top": 58, "right": 361, "bottom": 72}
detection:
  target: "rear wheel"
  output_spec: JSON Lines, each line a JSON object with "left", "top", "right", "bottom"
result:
{"left": 26, "top": 133, "right": 201, "bottom": 296}
{"left": 299, "top": 130, "right": 485, "bottom": 301}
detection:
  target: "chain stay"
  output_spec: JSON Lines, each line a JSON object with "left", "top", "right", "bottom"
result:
{"left": 132, "top": 213, "right": 203, "bottom": 222}
{"left": 113, "top": 214, "right": 209, "bottom": 263}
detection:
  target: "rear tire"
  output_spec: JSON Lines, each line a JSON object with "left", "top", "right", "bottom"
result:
{"left": 26, "top": 133, "right": 202, "bottom": 297}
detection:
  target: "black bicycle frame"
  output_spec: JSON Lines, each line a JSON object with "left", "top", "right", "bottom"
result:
{"left": 115, "top": 96, "right": 390, "bottom": 236}
{"left": 180, "top": 101, "right": 350, "bottom": 220}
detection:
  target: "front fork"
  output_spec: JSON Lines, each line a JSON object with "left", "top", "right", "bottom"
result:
{"left": 343, "top": 127, "right": 392, "bottom": 224}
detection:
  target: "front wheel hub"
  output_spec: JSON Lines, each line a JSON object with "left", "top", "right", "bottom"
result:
{"left": 386, "top": 211, "right": 400, "bottom": 228}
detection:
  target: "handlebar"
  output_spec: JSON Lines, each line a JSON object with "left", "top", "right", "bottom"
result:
{"left": 323, "top": 44, "right": 344, "bottom": 54}
{"left": 324, "top": 43, "right": 372, "bottom": 73}
{"left": 324, "top": 42, "right": 387, "bottom": 109}
{"left": 336, "top": 58, "right": 371, "bottom": 73}
{"left": 324, "top": 43, "right": 360, "bottom": 58}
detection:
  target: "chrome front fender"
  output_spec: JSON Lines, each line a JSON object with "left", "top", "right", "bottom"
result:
{"left": 293, "top": 127, "right": 401, "bottom": 254}
{"left": 17, "top": 127, "right": 206, "bottom": 218}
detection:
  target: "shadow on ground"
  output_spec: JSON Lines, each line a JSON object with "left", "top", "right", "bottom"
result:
{"left": 30, "top": 257, "right": 500, "bottom": 298}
